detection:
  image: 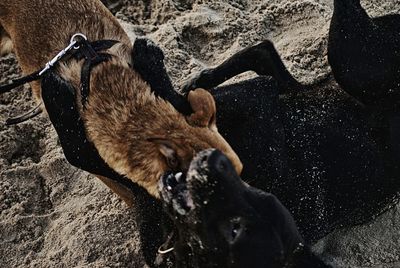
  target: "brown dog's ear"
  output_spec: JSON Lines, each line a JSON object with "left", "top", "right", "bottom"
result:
{"left": 148, "top": 138, "right": 179, "bottom": 170}
{"left": 186, "top": 88, "right": 217, "bottom": 130}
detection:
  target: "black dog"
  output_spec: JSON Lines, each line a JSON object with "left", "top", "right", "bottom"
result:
{"left": 160, "top": 149, "right": 330, "bottom": 268}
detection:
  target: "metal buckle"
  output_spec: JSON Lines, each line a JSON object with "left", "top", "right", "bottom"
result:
{"left": 39, "top": 33, "right": 88, "bottom": 76}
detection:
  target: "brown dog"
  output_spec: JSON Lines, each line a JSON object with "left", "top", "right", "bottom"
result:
{"left": 0, "top": 0, "right": 242, "bottom": 201}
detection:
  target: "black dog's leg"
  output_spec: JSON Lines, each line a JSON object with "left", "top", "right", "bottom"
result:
{"left": 183, "top": 40, "right": 303, "bottom": 93}
{"left": 41, "top": 71, "right": 170, "bottom": 268}
{"left": 132, "top": 38, "right": 192, "bottom": 115}
{"left": 134, "top": 190, "right": 174, "bottom": 268}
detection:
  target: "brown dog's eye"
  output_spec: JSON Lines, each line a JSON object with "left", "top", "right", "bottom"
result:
{"left": 167, "top": 155, "right": 179, "bottom": 170}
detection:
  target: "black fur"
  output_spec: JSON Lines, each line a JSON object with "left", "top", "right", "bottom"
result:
{"left": 183, "top": 40, "right": 400, "bottom": 241}
{"left": 133, "top": 38, "right": 192, "bottom": 115}
{"left": 328, "top": 0, "right": 400, "bottom": 165}
{"left": 328, "top": 0, "right": 400, "bottom": 108}
{"left": 160, "top": 149, "right": 330, "bottom": 268}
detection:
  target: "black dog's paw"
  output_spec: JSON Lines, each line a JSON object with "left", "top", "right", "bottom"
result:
{"left": 133, "top": 37, "right": 167, "bottom": 86}
{"left": 133, "top": 37, "right": 165, "bottom": 66}
{"left": 182, "top": 68, "right": 214, "bottom": 93}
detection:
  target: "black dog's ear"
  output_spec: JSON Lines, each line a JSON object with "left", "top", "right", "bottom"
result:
{"left": 41, "top": 71, "right": 122, "bottom": 180}
{"left": 132, "top": 38, "right": 192, "bottom": 115}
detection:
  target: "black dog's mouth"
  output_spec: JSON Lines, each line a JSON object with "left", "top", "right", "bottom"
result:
{"left": 159, "top": 149, "right": 216, "bottom": 215}
{"left": 159, "top": 171, "right": 194, "bottom": 215}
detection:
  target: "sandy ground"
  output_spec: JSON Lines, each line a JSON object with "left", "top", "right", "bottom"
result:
{"left": 1, "top": 0, "right": 400, "bottom": 267}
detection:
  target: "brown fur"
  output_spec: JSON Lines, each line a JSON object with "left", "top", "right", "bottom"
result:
{"left": 0, "top": 26, "right": 12, "bottom": 56}
{"left": 0, "top": 0, "right": 242, "bottom": 200}
{"left": 186, "top": 88, "right": 217, "bottom": 129}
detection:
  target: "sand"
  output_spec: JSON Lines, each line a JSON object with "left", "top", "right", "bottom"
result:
{"left": 1, "top": 0, "right": 400, "bottom": 267}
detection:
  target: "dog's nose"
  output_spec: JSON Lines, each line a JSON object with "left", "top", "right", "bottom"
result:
{"left": 193, "top": 149, "right": 237, "bottom": 177}
{"left": 207, "top": 149, "right": 235, "bottom": 175}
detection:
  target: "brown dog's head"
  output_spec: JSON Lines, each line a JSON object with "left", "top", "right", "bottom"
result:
{"left": 144, "top": 88, "right": 243, "bottom": 196}
{"left": 82, "top": 62, "right": 242, "bottom": 198}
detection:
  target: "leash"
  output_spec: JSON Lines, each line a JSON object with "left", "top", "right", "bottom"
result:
{"left": 0, "top": 33, "right": 87, "bottom": 94}
{"left": 0, "top": 33, "right": 117, "bottom": 124}
{"left": 1, "top": 33, "right": 87, "bottom": 125}
{"left": 155, "top": 231, "right": 175, "bottom": 267}
{"left": 157, "top": 231, "right": 175, "bottom": 254}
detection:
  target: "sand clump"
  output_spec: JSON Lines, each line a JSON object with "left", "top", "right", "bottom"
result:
{"left": 1, "top": 0, "right": 400, "bottom": 267}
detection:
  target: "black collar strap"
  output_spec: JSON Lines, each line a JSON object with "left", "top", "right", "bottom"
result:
{"left": 80, "top": 52, "right": 112, "bottom": 107}
{"left": 73, "top": 39, "right": 118, "bottom": 61}
{"left": 71, "top": 37, "right": 118, "bottom": 108}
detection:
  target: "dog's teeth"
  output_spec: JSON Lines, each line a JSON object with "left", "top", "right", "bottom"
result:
{"left": 166, "top": 173, "right": 178, "bottom": 188}
{"left": 175, "top": 172, "right": 183, "bottom": 182}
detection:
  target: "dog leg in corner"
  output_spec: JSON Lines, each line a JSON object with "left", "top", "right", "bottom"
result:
{"left": 183, "top": 40, "right": 303, "bottom": 93}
